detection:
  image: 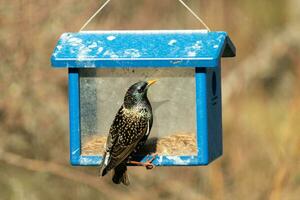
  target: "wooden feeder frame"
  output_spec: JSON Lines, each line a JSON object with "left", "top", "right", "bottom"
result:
{"left": 51, "top": 30, "right": 236, "bottom": 166}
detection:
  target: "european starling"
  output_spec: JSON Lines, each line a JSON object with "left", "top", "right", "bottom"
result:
{"left": 99, "top": 80, "right": 157, "bottom": 185}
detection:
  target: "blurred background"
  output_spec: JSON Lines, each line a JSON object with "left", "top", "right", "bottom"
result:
{"left": 1, "top": 0, "right": 300, "bottom": 199}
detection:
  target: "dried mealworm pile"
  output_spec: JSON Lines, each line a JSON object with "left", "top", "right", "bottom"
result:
{"left": 82, "top": 133, "right": 197, "bottom": 156}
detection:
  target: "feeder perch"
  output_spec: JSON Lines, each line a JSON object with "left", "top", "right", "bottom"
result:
{"left": 51, "top": 30, "right": 236, "bottom": 166}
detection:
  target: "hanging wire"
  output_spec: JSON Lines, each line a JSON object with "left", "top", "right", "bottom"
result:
{"left": 79, "top": 0, "right": 112, "bottom": 31}
{"left": 79, "top": 0, "right": 211, "bottom": 31}
{"left": 177, "top": 0, "right": 211, "bottom": 31}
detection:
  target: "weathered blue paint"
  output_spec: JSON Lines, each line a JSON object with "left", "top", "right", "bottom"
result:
{"left": 206, "top": 64, "right": 223, "bottom": 162}
{"left": 68, "top": 68, "right": 81, "bottom": 165}
{"left": 53, "top": 30, "right": 236, "bottom": 166}
{"left": 51, "top": 30, "right": 235, "bottom": 68}
{"left": 76, "top": 155, "right": 203, "bottom": 166}
{"left": 195, "top": 68, "right": 209, "bottom": 164}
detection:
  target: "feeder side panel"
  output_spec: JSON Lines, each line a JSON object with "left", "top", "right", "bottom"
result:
{"left": 206, "top": 65, "right": 223, "bottom": 163}
{"left": 69, "top": 68, "right": 81, "bottom": 165}
{"left": 195, "top": 67, "right": 209, "bottom": 164}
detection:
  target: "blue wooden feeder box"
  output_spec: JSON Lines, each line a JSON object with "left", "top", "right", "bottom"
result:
{"left": 51, "top": 30, "right": 235, "bottom": 166}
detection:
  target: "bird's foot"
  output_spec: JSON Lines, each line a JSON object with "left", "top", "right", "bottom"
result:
{"left": 145, "top": 153, "right": 158, "bottom": 170}
{"left": 128, "top": 153, "right": 158, "bottom": 170}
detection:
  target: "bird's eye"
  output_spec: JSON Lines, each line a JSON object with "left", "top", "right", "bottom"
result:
{"left": 138, "top": 88, "right": 143, "bottom": 93}
{"left": 138, "top": 85, "right": 147, "bottom": 93}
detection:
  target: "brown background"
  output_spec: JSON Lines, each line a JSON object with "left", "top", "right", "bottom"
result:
{"left": 0, "top": 0, "right": 299, "bottom": 199}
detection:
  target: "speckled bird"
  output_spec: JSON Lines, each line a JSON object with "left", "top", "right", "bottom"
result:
{"left": 99, "top": 80, "right": 156, "bottom": 185}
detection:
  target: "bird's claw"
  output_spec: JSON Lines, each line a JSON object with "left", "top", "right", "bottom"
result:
{"left": 145, "top": 163, "right": 155, "bottom": 170}
{"left": 128, "top": 153, "right": 158, "bottom": 170}
{"left": 145, "top": 153, "right": 158, "bottom": 170}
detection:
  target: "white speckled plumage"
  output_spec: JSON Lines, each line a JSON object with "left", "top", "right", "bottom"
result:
{"left": 99, "top": 81, "right": 154, "bottom": 185}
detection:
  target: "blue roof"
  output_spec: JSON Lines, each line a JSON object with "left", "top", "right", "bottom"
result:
{"left": 51, "top": 30, "right": 235, "bottom": 68}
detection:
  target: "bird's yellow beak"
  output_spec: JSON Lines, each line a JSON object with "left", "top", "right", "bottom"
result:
{"left": 147, "top": 80, "right": 157, "bottom": 87}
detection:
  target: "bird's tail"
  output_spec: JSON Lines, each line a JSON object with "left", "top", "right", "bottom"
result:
{"left": 99, "top": 152, "right": 109, "bottom": 177}
{"left": 112, "top": 162, "right": 130, "bottom": 186}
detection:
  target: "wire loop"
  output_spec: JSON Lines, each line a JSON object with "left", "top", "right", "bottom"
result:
{"left": 79, "top": 0, "right": 211, "bottom": 32}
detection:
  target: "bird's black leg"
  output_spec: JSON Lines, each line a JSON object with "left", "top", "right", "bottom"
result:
{"left": 128, "top": 153, "right": 158, "bottom": 170}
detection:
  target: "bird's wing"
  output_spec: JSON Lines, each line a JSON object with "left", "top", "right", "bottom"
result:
{"left": 131, "top": 109, "right": 153, "bottom": 155}
{"left": 104, "top": 107, "right": 149, "bottom": 171}
{"left": 100, "top": 106, "right": 124, "bottom": 174}
{"left": 104, "top": 106, "right": 124, "bottom": 151}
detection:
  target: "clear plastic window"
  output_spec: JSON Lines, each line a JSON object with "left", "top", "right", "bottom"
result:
{"left": 80, "top": 68, "right": 197, "bottom": 156}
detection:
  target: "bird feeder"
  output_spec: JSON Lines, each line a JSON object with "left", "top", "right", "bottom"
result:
{"left": 51, "top": 30, "right": 235, "bottom": 166}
